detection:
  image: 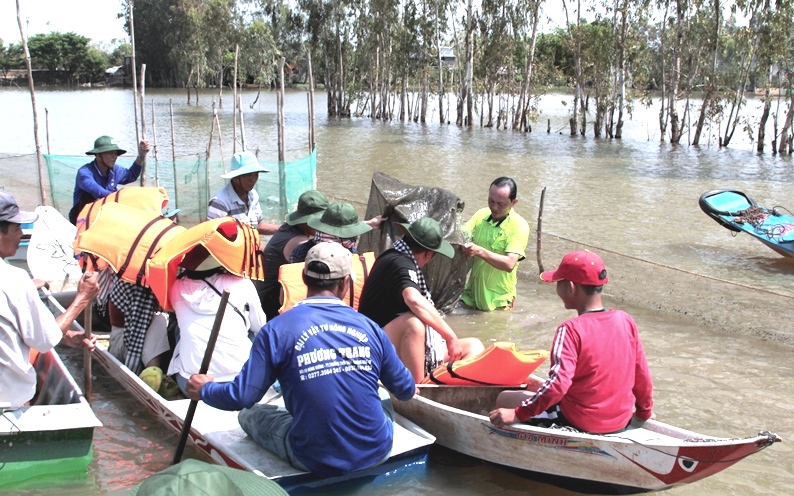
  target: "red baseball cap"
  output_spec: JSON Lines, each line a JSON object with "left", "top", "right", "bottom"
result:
{"left": 540, "top": 250, "right": 609, "bottom": 286}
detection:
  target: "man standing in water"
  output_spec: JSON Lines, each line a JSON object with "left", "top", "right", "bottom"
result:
{"left": 69, "top": 136, "right": 150, "bottom": 224}
{"left": 207, "top": 151, "right": 279, "bottom": 235}
{"left": 489, "top": 251, "right": 653, "bottom": 434}
{"left": 461, "top": 177, "right": 530, "bottom": 311}
{"left": 0, "top": 192, "right": 99, "bottom": 408}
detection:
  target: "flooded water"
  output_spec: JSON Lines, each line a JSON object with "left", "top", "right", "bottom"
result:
{"left": 1, "top": 87, "right": 792, "bottom": 495}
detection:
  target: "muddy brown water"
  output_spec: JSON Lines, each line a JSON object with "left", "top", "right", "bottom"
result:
{"left": 1, "top": 87, "right": 792, "bottom": 494}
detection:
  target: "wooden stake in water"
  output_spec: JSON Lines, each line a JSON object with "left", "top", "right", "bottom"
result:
{"left": 151, "top": 99, "right": 159, "bottom": 186}
{"left": 536, "top": 186, "right": 547, "bottom": 273}
{"left": 278, "top": 57, "right": 287, "bottom": 219}
{"left": 45, "top": 108, "right": 51, "bottom": 155}
{"left": 173, "top": 290, "right": 229, "bottom": 464}
{"left": 128, "top": 0, "right": 140, "bottom": 144}
{"left": 232, "top": 44, "right": 239, "bottom": 154}
{"left": 239, "top": 95, "right": 246, "bottom": 151}
{"left": 169, "top": 99, "right": 179, "bottom": 212}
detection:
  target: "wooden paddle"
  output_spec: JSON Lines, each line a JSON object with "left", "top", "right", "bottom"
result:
{"left": 173, "top": 290, "right": 229, "bottom": 465}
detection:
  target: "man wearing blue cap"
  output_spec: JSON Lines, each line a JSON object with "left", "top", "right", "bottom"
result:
{"left": 69, "top": 135, "right": 150, "bottom": 224}
{"left": 207, "top": 151, "right": 279, "bottom": 235}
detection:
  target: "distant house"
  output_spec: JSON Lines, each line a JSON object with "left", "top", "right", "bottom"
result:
{"left": 440, "top": 47, "right": 456, "bottom": 68}
{"left": 106, "top": 65, "right": 125, "bottom": 86}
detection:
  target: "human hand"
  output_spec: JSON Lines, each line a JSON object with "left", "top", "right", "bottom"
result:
{"left": 445, "top": 336, "right": 463, "bottom": 362}
{"left": 489, "top": 407, "right": 518, "bottom": 428}
{"left": 462, "top": 242, "right": 480, "bottom": 258}
{"left": 77, "top": 271, "right": 99, "bottom": 300}
{"left": 62, "top": 330, "right": 97, "bottom": 350}
{"left": 138, "top": 140, "right": 151, "bottom": 159}
{"left": 365, "top": 215, "right": 387, "bottom": 230}
{"left": 32, "top": 278, "right": 50, "bottom": 291}
{"left": 186, "top": 374, "right": 214, "bottom": 401}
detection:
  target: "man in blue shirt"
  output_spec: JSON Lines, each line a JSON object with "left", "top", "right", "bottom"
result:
{"left": 69, "top": 136, "right": 150, "bottom": 224}
{"left": 187, "top": 242, "right": 416, "bottom": 477}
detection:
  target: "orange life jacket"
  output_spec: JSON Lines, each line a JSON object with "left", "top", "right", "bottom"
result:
{"left": 421, "top": 342, "right": 549, "bottom": 386}
{"left": 74, "top": 187, "right": 170, "bottom": 272}
{"left": 278, "top": 251, "right": 376, "bottom": 314}
{"left": 73, "top": 202, "right": 185, "bottom": 287}
{"left": 146, "top": 218, "right": 265, "bottom": 312}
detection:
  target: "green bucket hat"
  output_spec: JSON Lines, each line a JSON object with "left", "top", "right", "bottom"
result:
{"left": 285, "top": 190, "right": 329, "bottom": 226}
{"left": 86, "top": 135, "right": 127, "bottom": 155}
{"left": 130, "top": 458, "right": 288, "bottom": 496}
{"left": 308, "top": 202, "right": 372, "bottom": 238}
{"left": 399, "top": 217, "right": 455, "bottom": 259}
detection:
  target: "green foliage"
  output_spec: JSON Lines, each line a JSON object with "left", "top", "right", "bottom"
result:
{"left": 25, "top": 32, "right": 108, "bottom": 83}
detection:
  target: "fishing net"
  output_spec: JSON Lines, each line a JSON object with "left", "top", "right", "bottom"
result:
{"left": 42, "top": 148, "right": 316, "bottom": 226}
{"left": 358, "top": 172, "right": 472, "bottom": 315}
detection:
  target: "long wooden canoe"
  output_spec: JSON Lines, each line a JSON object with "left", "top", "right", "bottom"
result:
{"left": 393, "top": 385, "right": 781, "bottom": 494}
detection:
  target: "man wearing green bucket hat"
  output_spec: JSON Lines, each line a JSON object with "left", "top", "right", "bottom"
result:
{"left": 207, "top": 151, "right": 280, "bottom": 236}
{"left": 260, "top": 189, "right": 330, "bottom": 320}
{"left": 358, "top": 217, "right": 484, "bottom": 382}
{"left": 68, "top": 136, "right": 150, "bottom": 224}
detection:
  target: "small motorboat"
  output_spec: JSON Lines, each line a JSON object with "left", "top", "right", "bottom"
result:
{"left": 699, "top": 189, "right": 794, "bottom": 258}
{"left": 393, "top": 384, "right": 781, "bottom": 494}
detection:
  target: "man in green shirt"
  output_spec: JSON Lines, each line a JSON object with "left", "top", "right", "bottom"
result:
{"left": 461, "top": 177, "right": 530, "bottom": 311}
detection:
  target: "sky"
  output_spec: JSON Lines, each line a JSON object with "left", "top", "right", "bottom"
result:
{"left": 1, "top": 0, "right": 128, "bottom": 47}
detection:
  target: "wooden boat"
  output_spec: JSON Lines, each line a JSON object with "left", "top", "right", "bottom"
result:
{"left": 0, "top": 349, "right": 102, "bottom": 490}
{"left": 393, "top": 385, "right": 781, "bottom": 494}
{"left": 699, "top": 189, "right": 794, "bottom": 258}
{"left": 83, "top": 325, "right": 435, "bottom": 493}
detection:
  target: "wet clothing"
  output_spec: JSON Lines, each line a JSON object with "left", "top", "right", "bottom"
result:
{"left": 0, "top": 262, "right": 62, "bottom": 408}
{"left": 207, "top": 182, "right": 263, "bottom": 228}
{"left": 201, "top": 296, "right": 415, "bottom": 477}
{"left": 515, "top": 309, "right": 654, "bottom": 434}
{"left": 69, "top": 159, "right": 142, "bottom": 224}
{"left": 461, "top": 208, "right": 529, "bottom": 311}
{"left": 261, "top": 223, "right": 304, "bottom": 320}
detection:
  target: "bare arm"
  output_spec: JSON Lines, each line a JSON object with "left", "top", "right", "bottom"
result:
{"left": 256, "top": 221, "right": 280, "bottom": 236}
{"left": 462, "top": 243, "right": 521, "bottom": 272}
{"left": 56, "top": 272, "right": 99, "bottom": 349}
{"left": 402, "top": 286, "right": 462, "bottom": 361}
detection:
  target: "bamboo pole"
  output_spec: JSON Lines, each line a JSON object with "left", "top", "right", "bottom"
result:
{"left": 139, "top": 64, "right": 147, "bottom": 186}
{"left": 45, "top": 108, "right": 51, "bottom": 154}
{"left": 205, "top": 111, "right": 216, "bottom": 205}
{"left": 169, "top": 99, "right": 179, "bottom": 212}
{"left": 232, "top": 45, "right": 239, "bottom": 154}
{"left": 277, "top": 57, "right": 287, "bottom": 220}
{"left": 307, "top": 48, "right": 315, "bottom": 152}
{"left": 128, "top": 0, "right": 140, "bottom": 144}
{"left": 238, "top": 95, "right": 246, "bottom": 151}
{"left": 151, "top": 99, "right": 159, "bottom": 186}
{"left": 16, "top": 0, "right": 47, "bottom": 205}
{"left": 536, "top": 186, "right": 547, "bottom": 273}
{"left": 213, "top": 101, "right": 225, "bottom": 173}
{"left": 82, "top": 306, "right": 93, "bottom": 404}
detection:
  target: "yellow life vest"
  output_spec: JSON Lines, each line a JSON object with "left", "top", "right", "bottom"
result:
{"left": 278, "top": 251, "right": 376, "bottom": 314}
{"left": 147, "top": 218, "right": 265, "bottom": 312}
{"left": 74, "top": 187, "right": 170, "bottom": 272}
{"left": 421, "top": 342, "right": 549, "bottom": 386}
{"left": 73, "top": 202, "right": 185, "bottom": 287}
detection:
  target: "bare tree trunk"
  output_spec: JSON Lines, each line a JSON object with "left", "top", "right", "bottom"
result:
{"left": 668, "top": 0, "right": 684, "bottom": 143}
{"left": 779, "top": 85, "right": 794, "bottom": 154}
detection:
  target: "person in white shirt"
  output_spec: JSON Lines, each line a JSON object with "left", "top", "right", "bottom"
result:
{"left": 0, "top": 192, "right": 98, "bottom": 408}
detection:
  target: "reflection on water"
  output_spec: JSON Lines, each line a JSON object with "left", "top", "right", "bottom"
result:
{"left": 1, "top": 88, "right": 791, "bottom": 495}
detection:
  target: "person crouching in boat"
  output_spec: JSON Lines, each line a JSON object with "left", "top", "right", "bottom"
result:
{"left": 168, "top": 246, "right": 267, "bottom": 397}
{"left": 489, "top": 251, "right": 654, "bottom": 434}
{"left": 0, "top": 192, "right": 99, "bottom": 409}
{"left": 107, "top": 278, "right": 171, "bottom": 375}
{"left": 187, "top": 242, "right": 416, "bottom": 477}
{"left": 68, "top": 136, "right": 150, "bottom": 224}
{"left": 358, "top": 217, "right": 484, "bottom": 383}
{"left": 261, "top": 189, "right": 329, "bottom": 320}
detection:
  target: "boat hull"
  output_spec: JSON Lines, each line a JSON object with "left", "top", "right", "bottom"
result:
{"left": 393, "top": 385, "right": 780, "bottom": 494}
{"left": 0, "top": 350, "right": 101, "bottom": 490}
{"left": 699, "top": 189, "right": 794, "bottom": 258}
{"left": 90, "top": 340, "right": 435, "bottom": 490}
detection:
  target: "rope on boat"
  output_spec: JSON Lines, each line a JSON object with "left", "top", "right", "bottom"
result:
{"left": 548, "top": 233, "right": 794, "bottom": 301}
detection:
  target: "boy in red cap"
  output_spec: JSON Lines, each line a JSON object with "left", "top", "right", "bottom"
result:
{"left": 489, "top": 250, "right": 654, "bottom": 434}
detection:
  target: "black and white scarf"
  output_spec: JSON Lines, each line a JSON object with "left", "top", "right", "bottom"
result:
{"left": 110, "top": 279, "right": 160, "bottom": 374}
{"left": 393, "top": 238, "right": 432, "bottom": 304}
